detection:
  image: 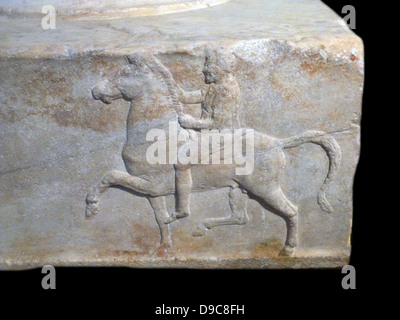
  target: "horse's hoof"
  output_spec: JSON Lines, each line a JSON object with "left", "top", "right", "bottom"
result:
{"left": 279, "top": 245, "right": 296, "bottom": 257}
{"left": 155, "top": 246, "right": 169, "bottom": 257}
{"left": 86, "top": 192, "right": 98, "bottom": 203}
{"left": 85, "top": 203, "right": 99, "bottom": 219}
{"left": 192, "top": 225, "right": 207, "bottom": 237}
{"left": 153, "top": 242, "right": 172, "bottom": 257}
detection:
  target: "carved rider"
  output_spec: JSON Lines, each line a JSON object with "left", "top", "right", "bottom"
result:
{"left": 166, "top": 47, "right": 241, "bottom": 223}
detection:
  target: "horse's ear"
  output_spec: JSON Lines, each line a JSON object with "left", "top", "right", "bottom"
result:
{"left": 127, "top": 53, "right": 155, "bottom": 68}
{"left": 204, "top": 46, "right": 212, "bottom": 61}
{"left": 127, "top": 53, "right": 140, "bottom": 65}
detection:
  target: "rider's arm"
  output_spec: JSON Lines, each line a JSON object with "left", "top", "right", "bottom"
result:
{"left": 179, "top": 114, "right": 213, "bottom": 130}
{"left": 177, "top": 87, "right": 203, "bottom": 105}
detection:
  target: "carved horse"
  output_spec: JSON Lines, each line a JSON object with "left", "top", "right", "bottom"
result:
{"left": 86, "top": 53, "right": 341, "bottom": 256}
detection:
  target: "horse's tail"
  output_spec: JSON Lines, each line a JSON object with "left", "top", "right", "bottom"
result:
{"left": 279, "top": 130, "right": 342, "bottom": 213}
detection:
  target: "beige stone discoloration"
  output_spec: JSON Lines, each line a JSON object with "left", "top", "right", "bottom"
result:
{"left": 0, "top": 57, "right": 128, "bottom": 133}
{"left": 0, "top": 0, "right": 363, "bottom": 269}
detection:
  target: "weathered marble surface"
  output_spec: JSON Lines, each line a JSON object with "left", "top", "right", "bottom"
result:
{"left": 0, "top": 0, "right": 231, "bottom": 19}
{"left": 0, "top": 0, "right": 363, "bottom": 269}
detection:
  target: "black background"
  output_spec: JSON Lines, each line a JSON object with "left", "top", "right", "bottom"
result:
{"left": 1, "top": 1, "right": 378, "bottom": 317}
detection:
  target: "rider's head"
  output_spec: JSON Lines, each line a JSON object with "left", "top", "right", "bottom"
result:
{"left": 203, "top": 47, "right": 237, "bottom": 84}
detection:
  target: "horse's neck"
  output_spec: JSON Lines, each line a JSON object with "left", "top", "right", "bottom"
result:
{"left": 142, "top": 55, "right": 184, "bottom": 116}
{"left": 127, "top": 79, "right": 176, "bottom": 131}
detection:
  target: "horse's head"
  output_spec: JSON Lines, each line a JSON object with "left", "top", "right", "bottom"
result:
{"left": 92, "top": 55, "right": 150, "bottom": 104}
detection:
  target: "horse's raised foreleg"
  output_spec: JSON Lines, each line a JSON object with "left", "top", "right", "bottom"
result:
{"left": 148, "top": 196, "right": 173, "bottom": 254}
{"left": 85, "top": 170, "right": 154, "bottom": 218}
{"left": 193, "top": 186, "right": 249, "bottom": 237}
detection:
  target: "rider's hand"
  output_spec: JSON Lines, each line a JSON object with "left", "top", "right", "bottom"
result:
{"left": 178, "top": 114, "right": 193, "bottom": 128}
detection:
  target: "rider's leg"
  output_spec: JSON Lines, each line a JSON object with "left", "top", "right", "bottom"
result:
{"left": 174, "top": 163, "right": 192, "bottom": 219}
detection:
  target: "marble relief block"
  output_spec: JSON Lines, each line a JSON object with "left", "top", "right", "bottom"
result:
{"left": 0, "top": 0, "right": 363, "bottom": 269}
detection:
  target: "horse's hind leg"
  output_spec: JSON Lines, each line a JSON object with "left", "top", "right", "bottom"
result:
{"left": 255, "top": 186, "right": 298, "bottom": 256}
{"left": 148, "top": 196, "right": 173, "bottom": 254}
{"left": 193, "top": 186, "right": 248, "bottom": 237}
{"left": 85, "top": 170, "right": 154, "bottom": 218}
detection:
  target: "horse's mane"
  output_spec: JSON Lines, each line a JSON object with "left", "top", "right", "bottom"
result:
{"left": 135, "top": 54, "right": 184, "bottom": 117}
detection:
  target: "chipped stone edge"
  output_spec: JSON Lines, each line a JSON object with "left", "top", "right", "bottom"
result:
{"left": 1, "top": 250, "right": 351, "bottom": 270}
